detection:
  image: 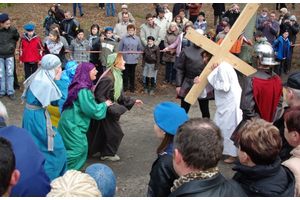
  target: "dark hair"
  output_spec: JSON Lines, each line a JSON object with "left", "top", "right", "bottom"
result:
{"left": 157, "top": 134, "right": 174, "bottom": 154}
{"left": 145, "top": 13, "right": 153, "bottom": 20}
{"left": 179, "top": 9, "right": 185, "bottom": 14}
{"left": 174, "top": 15, "right": 183, "bottom": 23}
{"left": 127, "top": 24, "right": 135, "bottom": 31}
{"left": 239, "top": 118, "right": 282, "bottom": 166}
{"left": 153, "top": 3, "right": 159, "bottom": 7}
{"left": 254, "top": 30, "right": 263, "bottom": 37}
{"left": 99, "top": 31, "right": 105, "bottom": 36}
{"left": 0, "top": 137, "right": 16, "bottom": 196}
{"left": 173, "top": 118, "right": 223, "bottom": 170}
{"left": 50, "top": 23, "right": 59, "bottom": 31}
{"left": 225, "top": 24, "right": 231, "bottom": 28}
{"left": 122, "top": 11, "right": 129, "bottom": 17}
{"left": 284, "top": 106, "right": 300, "bottom": 134}
{"left": 49, "top": 30, "right": 60, "bottom": 43}
{"left": 201, "top": 50, "right": 212, "bottom": 61}
{"left": 90, "top": 24, "right": 100, "bottom": 35}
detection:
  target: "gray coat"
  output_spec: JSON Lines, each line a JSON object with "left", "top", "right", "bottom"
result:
{"left": 69, "top": 39, "right": 90, "bottom": 64}
{"left": 140, "top": 22, "right": 162, "bottom": 48}
{"left": 118, "top": 33, "right": 143, "bottom": 64}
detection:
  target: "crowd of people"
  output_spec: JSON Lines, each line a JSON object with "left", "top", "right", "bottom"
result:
{"left": 0, "top": 3, "right": 300, "bottom": 197}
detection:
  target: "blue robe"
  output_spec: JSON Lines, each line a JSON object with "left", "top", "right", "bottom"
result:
{"left": 22, "top": 80, "right": 68, "bottom": 181}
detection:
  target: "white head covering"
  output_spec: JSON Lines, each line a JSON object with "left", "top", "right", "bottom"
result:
{"left": 21, "top": 54, "right": 62, "bottom": 108}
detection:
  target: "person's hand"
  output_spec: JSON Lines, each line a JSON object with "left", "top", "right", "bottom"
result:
{"left": 274, "top": 52, "right": 278, "bottom": 56}
{"left": 162, "top": 48, "right": 167, "bottom": 52}
{"left": 38, "top": 61, "right": 41, "bottom": 65}
{"left": 54, "top": 67, "right": 62, "bottom": 80}
{"left": 19, "top": 61, "right": 23, "bottom": 65}
{"left": 105, "top": 99, "right": 113, "bottom": 107}
{"left": 119, "top": 36, "right": 122, "bottom": 40}
{"left": 62, "top": 31, "right": 65, "bottom": 35}
{"left": 176, "top": 87, "right": 181, "bottom": 95}
{"left": 290, "top": 21, "right": 293, "bottom": 26}
{"left": 211, "top": 62, "right": 219, "bottom": 70}
{"left": 134, "top": 100, "right": 143, "bottom": 107}
{"left": 268, "top": 22, "right": 272, "bottom": 28}
{"left": 194, "top": 76, "right": 200, "bottom": 84}
{"left": 263, "top": 21, "right": 268, "bottom": 26}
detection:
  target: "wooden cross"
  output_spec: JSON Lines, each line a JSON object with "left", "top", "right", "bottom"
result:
{"left": 184, "top": 3, "right": 260, "bottom": 105}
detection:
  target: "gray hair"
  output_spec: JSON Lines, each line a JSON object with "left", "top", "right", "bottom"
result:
{"left": 289, "top": 87, "right": 300, "bottom": 99}
{"left": 0, "top": 101, "right": 9, "bottom": 125}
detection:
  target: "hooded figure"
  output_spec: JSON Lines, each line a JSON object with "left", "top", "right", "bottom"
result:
{"left": 21, "top": 54, "right": 68, "bottom": 181}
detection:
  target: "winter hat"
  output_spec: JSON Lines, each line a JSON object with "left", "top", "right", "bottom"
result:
{"left": 222, "top": 17, "right": 230, "bottom": 23}
{"left": 199, "top": 11, "right": 205, "bottom": 18}
{"left": 0, "top": 13, "right": 9, "bottom": 23}
{"left": 104, "top": 27, "right": 114, "bottom": 32}
{"left": 75, "top": 28, "right": 84, "bottom": 35}
{"left": 163, "top": 4, "right": 169, "bottom": 9}
{"left": 280, "top": 71, "right": 300, "bottom": 89}
{"left": 157, "top": 7, "right": 164, "bottom": 13}
{"left": 290, "top": 15, "right": 297, "bottom": 21}
{"left": 280, "top": 8, "right": 288, "bottom": 14}
{"left": 147, "top": 36, "right": 155, "bottom": 41}
{"left": 24, "top": 24, "right": 35, "bottom": 31}
{"left": 121, "top": 4, "right": 128, "bottom": 9}
{"left": 85, "top": 163, "right": 117, "bottom": 197}
{"left": 154, "top": 102, "right": 189, "bottom": 135}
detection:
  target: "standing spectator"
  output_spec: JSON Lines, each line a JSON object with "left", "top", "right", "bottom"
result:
{"left": 50, "top": 5, "right": 65, "bottom": 24}
{"left": 100, "top": 27, "right": 119, "bottom": 73}
{"left": 169, "top": 118, "right": 247, "bottom": 197}
{"left": 233, "top": 118, "right": 295, "bottom": 197}
{"left": 185, "top": 3, "right": 189, "bottom": 19}
{"left": 99, "top": 3, "right": 105, "bottom": 10}
{"left": 147, "top": 102, "right": 188, "bottom": 197}
{"left": 179, "top": 9, "right": 188, "bottom": 25}
{"left": 174, "top": 15, "right": 183, "bottom": 32}
{"left": 279, "top": 10, "right": 291, "bottom": 35}
{"left": 43, "top": 8, "right": 58, "bottom": 36}
{"left": 193, "top": 12, "right": 208, "bottom": 33}
{"left": 116, "top": 4, "right": 135, "bottom": 24}
{"left": 114, "top": 12, "right": 132, "bottom": 42}
{"left": 153, "top": 3, "right": 163, "bottom": 17}
{"left": 21, "top": 54, "right": 68, "bottom": 181}
{"left": 212, "top": 3, "right": 225, "bottom": 26}
{"left": 19, "top": 24, "right": 44, "bottom": 80}
{"left": 73, "top": 3, "right": 84, "bottom": 17}
{"left": 163, "top": 22, "right": 180, "bottom": 86}
{"left": 44, "top": 30, "right": 66, "bottom": 65}
{"left": 143, "top": 36, "right": 160, "bottom": 95}
{"left": 106, "top": 3, "right": 115, "bottom": 17}
{"left": 154, "top": 7, "right": 169, "bottom": 65}
{"left": 276, "top": 3, "right": 287, "bottom": 10}
{"left": 215, "top": 23, "right": 230, "bottom": 43}
{"left": 69, "top": 28, "right": 89, "bottom": 64}
{"left": 222, "top": 4, "right": 240, "bottom": 27}
{"left": 257, "top": 11, "right": 280, "bottom": 44}
{"left": 278, "top": 7, "right": 288, "bottom": 25}
{"left": 118, "top": 24, "right": 143, "bottom": 93}
{"left": 87, "top": 24, "right": 102, "bottom": 79}
{"left": 172, "top": 3, "right": 185, "bottom": 20}
{"left": 0, "top": 13, "right": 19, "bottom": 100}
{"left": 272, "top": 30, "right": 290, "bottom": 76}
{"left": 163, "top": 4, "right": 172, "bottom": 28}
{"left": 255, "top": 7, "right": 268, "bottom": 29}
{"left": 188, "top": 3, "right": 202, "bottom": 24}
{"left": 216, "top": 17, "right": 229, "bottom": 35}
{"left": 280, "top": 15, "right": 299, "bottom": 75}
{"left": 60, "top": 10, "right": 80, "bottom": 45}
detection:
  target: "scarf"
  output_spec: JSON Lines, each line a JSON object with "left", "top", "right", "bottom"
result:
{"left": 21, "top": 54, "right": 62, "bottom": 108}
{"left": 261, "top": 13, "right": 267, "bottom": 18}
{"left": 23, "top": 33, "right": 37, "bottom": 42}
{"left": 62, "top": 62, "right": 95, "bottom": 111}
{"left": 88, "top": 34, "right": 98, "bottom": 48}
{"left": 45, "top": 40, "right": 63, "bottom": 54}
{"left": 170, "top": 167, "right": 219, "bottom": 193}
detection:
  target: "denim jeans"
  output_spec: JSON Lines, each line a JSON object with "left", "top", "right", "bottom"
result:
{"left": 0, "top": 57, "right": 15, "bottom": 95}
{"left": 73, "top": 3, "right": 83, "bottom": 16}
{"left": 165, "top": 62, "right": 176, "bottom": 82}
{"left": 106, "top": 3, "right": 115, "bottom": 16}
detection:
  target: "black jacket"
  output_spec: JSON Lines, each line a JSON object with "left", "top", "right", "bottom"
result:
{"left": 222, "top": 10, "right": 240, "bottom": 27}
{"left": 86, "top": 34, "right": 101, "bottom": 64}
{"left": 147, "top": 154, "right": 178, "bottom": 197}
{"left": 60, "top": 17, "right": 80, "bottom": 45}
{"left": 281, "top": 21, "right": 299, "bottom": 44}
{"left": 212, "top": 3, "right": 225, "bottom": 15}
{"left": 232, "top": 157, "right": 295, "bottom": 197}
{"left": 169, "top": 172, "right": 247, "bottom": 197}
{"left": 0, "top": 26, "right": 19, "bottom": 58}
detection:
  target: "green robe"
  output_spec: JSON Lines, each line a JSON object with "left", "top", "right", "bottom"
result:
{"left": 57, "top": 88, "right": 107, "bottom": 170}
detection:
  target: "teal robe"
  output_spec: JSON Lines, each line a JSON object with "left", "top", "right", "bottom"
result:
{"left": 57, "top": 88, "right": 107, "bottom": 170}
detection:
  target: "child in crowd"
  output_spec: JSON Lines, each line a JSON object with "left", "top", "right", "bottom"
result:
{"left": 19, "top": 24, "right": 44, "bottom": 80}
{"left": 272, "top": 30, "right": 290, "bottom": 76}
{"left": 100, "top": 27, "right": 119, "bottom": 73}
{"left": 174, "top": 15, "right": 183, "bottom": 32}
{"left": 69, "top": 28, "right": 90, "bottom": 64}
{"left": 100, "top": 32, "right": 105, "bottom": 42}
{"left": 43, "top": 8, "right": 58, "bottom": 36}
{"left": 44, "top": 30, "right": 65, "bottom": 66}
{"left": 87, "top": 24, "right": 102, "bottom": 79}
{"left": 142, "top": 36, "right": 160, "bottom": 95}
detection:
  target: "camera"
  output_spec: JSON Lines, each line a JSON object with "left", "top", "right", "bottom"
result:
{"left": 232, "top": 8, "right": 236, "bottom": 11}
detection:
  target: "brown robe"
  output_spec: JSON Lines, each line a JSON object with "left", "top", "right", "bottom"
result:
{"left": 87, "top": 71, "right": 136, "bottom": 156}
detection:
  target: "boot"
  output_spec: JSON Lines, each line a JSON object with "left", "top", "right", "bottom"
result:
{"left": 150, "top": 90, "right": 154, "bottom": 95}
{"left": 144, "top": 88, "right": 148, "bottom": 94}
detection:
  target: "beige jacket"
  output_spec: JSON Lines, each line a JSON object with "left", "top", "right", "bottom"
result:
{"left": 116, "top": 11, "right": 135, "bottom": 25}
{"left": 282, "top": 145, "right": 300, "bottom": 197}
{"left": 113, "top": 22, "right": 132, "bottom": 41}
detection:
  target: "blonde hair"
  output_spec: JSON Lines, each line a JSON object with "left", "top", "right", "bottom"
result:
{"left": 46, "top": 170, "right": 102, "bottom": 197}
{"left": 168, "top": 22, "right": 179, "bottom": 31}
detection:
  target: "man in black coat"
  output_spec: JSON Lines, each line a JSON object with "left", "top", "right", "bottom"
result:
{"left": 212, "top": 3, "right": 225, "bottom": 26}
{"left": 169, "top": 118, "right": 247, "bottom": 197}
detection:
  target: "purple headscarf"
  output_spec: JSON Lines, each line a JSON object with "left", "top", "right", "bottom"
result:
{"left": 62, "top": 62, "right": 95, "bottom": 111}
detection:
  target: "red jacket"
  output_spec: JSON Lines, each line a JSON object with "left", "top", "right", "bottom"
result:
{"left": 19, "top": 33, "right": 44, "bottom": 63}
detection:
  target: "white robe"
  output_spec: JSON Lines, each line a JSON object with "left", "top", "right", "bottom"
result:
{"left": 207, "top": 62, "right": 242, "bottom": 157}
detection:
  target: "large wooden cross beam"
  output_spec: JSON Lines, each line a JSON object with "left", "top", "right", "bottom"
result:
{"left": 184, "top": 3, "right": 260, "bottom": 105}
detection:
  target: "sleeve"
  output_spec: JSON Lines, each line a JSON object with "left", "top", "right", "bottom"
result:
{"left": 155, "top": 46, "right": 160, "bottom": 69}
{"left": 272, "top": 39, "right": 279, "bottom": 52}
{"left": 271, "top": 22, "right": 280, "bottom": 35}
{"left": 13, "top": 28, "right": 20, "bottom": 42}
{"left": 44, "top": 43, "right": 50, "bottom": 55}
{"left": 140, "top": 26, "right": 147, "bottom": 47}
{"left": 175, "top": 50, "right": 186, "bottom": 87}
{"left": 113, "top": 42, "right": 119, "bottom": 53}
{"left": 118, "top": 38, "right": 124, "bottom": 52}
{"left": 113, "top": 25, "right": 119, "bottom": 40}
{"left": 117, "top": 91, "right": 136, "bottom": 110}
{"left": 257, "top": 20, "right": 265, "bottom": 31}
{"left": 69, "top": 41, "right": 75, "bottom": 60}
{"left": 37, "top": 37, "right": 44, "bottom": 60}
{"left": 165, "top": 35, "right": 180, "bottom": 50}
{"left": 207, "top": 63, "right": 232, "bottom": 92}
{"left": 60, "top": 36, "right": 69, "bottom": 50}
{"left": 222, "top": 10, "right": 230, "bottom": 18}
{"left": 154, "top": 27, "right": 162, "bottom": 46}
{"left": 129, "top": 13, "right": 136, "bottom": 24}
{"left": 240, "top": 76, "right": 258, "bottom": 120}
{"left": 142, "top": 50, "right": 146, "bottom": 67}
{"left": 134, "top": 38, "right": 143, "bottom": 60}
{"left": 43, "top": 16, "right": 48, "bottom": 27}
{"left": 50, "top": 80, "right": 68, "bottom": 106}
{"left": 19, "top": 38, "right": 24, "bottom": 62}
{"left": 78, "top": 89, "right": 108, "bottom": 120}
{"left": 290, "top": 23, "right": 300, "bottom": 34}
{"left": 86, "top": 41, "right": 90, "bottom": 62}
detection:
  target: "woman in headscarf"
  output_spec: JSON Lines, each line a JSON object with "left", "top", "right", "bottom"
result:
{"left": 57, "top": 62, "right": 113, "bottom": 170}
{"left": 87, "top": 53, "right": 143, "bottom": 162}
{"left": 21, "top": 54, "right": 68, "bottom": 181}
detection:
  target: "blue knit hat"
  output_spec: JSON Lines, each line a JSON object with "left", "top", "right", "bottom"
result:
{"left": 104, "top": 27, "right": 114, "bottom": 32}
{"left": 85, "top": 163, "right": 116, "bottom": 197}
{"left": 154, "top": 102, "right": 188, "bottom": 135}
{"left": 24, "top": 24, "right": 35, "bottom": 31}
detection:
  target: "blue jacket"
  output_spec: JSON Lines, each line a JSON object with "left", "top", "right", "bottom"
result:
{"left": 272, "top": 36, "right": 290, "bottom": 60}
{"left": 118, "top": 33, "right": 143, "bottom": 64}
{"left": 0, "top": 125, "right": 51, "bottom": 197}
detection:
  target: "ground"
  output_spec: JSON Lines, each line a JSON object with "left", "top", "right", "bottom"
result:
{"left": 0, "top": 3, "right": 299, "bottom": 197}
